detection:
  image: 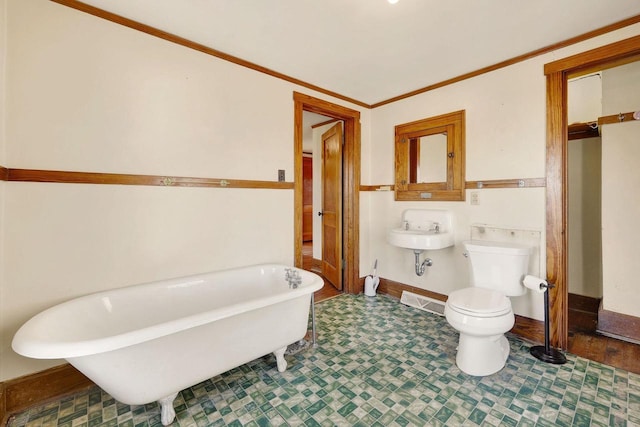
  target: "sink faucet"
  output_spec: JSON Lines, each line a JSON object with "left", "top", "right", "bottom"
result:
{"left": 431, "top": 222, "right": 441, "bottom": 233}
{"left": 403, "top": 220, "right": 410, "bottom": 230}
{"left": 285, "top": 268, "right": 302, "bottom": 289}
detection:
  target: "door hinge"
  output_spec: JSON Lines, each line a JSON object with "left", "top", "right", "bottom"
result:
{"left": 342, "top": 259, "right": 345, "bottom": 269}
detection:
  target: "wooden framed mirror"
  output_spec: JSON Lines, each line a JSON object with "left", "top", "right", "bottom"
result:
{"left": 394, "top": 110, "right": 465, "bottom": 201}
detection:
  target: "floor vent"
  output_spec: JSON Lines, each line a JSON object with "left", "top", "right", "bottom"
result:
{"left": 400, "top": 291, "right": 446, "bottom": 316}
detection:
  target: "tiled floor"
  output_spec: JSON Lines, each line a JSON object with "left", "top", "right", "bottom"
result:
{"left": 8, "top": 295, "right": 640, "bottom": 426}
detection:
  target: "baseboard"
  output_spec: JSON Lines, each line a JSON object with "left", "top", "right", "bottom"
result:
{"left": 597, "top": 307, "right": 640, "bottom": 343}
{"left": 511, "top": 313, "right": 545, "bottom": 344}
{"left": 377, "top": 277, "right": 545, "bottom": 344}
{"left": 568, "top": 293, "right": 600, "bottom": 333}
{"left": 568, "top": 293, "right": 601, "bottom": 314}
{"left": 377, "top": 277, "right": 448, "bottom": 302}
{"left": 0, "top": 363, "right": 93, "bottom": 424}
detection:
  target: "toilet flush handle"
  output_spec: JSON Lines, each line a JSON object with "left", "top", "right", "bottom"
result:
{"left": 462, "top": 251, "right": 469, "bottom": 258}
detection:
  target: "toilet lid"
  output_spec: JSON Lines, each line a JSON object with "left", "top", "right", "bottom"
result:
{"left": 447, "top": 288, "right": 512, "bottom": 317}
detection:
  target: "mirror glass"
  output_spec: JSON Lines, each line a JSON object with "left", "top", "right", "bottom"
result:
{"left": 395, "top": 110, "right": 465, "bottom": 201}
{"left": 409, "top": 133, "right": 448, "bottom": 184}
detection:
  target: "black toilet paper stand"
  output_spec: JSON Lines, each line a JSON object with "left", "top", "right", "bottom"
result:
{"left": 530, "top": 280, "right": 567, "bottom": 364}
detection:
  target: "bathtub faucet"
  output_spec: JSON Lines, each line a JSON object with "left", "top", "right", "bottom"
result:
{"left": 285, "top": 268, "right": 302, "bottom": 289}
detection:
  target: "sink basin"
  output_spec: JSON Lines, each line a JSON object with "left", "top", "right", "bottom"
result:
{"left": 388, "top": 228, "right": 454, "bottom": 251}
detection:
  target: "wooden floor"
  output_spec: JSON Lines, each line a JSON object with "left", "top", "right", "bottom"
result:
{"left": 303, "top": 241, "right": 342, "bottom": 303}
{"left": 567, "top": 294, "right": 640, "bottom": 374}
{"left": 568, "top": 332, "right": 640, "bottom": 374}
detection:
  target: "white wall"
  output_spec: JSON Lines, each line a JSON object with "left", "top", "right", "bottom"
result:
{"left": 568, "top": 73, "right": 602, "bottom": 124}
{"left": 601, "top": 122, "right": 640, "bottom": 317}
{"left": 567, "top": 75, "right": 603, "bottom": 298}
{"left": 0, "top": 0, "right": 369, "bottom": 381}
{"left": 0, "top": 0, "right": 5, "bottom": 166}
{"left": 367, "top": 57, "right": 551, "bottom": 321}
{"left": 364, "top": 23, "right": 640, "bottom": 321}
{"left": 568, "top": 137, "right": 602, "bottom": 298}
{"left": 601, "top": 61, "right": 640, "bottom": 316}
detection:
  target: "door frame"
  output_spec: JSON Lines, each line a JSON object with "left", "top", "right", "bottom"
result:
{"left": 293, "top": 92, "right": 361, "bottom": 294}
{"left": 545, "top": 35, "right": 640, "bottom": 349}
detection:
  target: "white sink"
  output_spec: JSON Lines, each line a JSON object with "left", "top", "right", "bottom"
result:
{"left": 388, "top": 228, "right": 454, "bottom": 251}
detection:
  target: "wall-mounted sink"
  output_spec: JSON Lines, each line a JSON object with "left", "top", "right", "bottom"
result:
{"left": 388, "top": 228, "right": 454, "bottom": 251}
{"left": 388, "top": 209, "right": 455, "bottom": 276}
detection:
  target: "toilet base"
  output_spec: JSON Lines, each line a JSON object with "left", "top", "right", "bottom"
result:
{"left": 456, "top": 333, "right": 510, "bottom": 376}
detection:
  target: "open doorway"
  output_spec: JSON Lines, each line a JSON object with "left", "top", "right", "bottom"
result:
{"left": 293, "top": 92, "right": 361, "bottom": 296}
{"left": 301, "top": 113, "right": 344, "bottom": 299}
{"left": 567, "top": 72, "right": 603, "bottom": 336}
{"left": 545, "top": 36, "right": 640, "bottom": 367}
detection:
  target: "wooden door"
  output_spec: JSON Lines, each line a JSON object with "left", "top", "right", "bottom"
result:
{"left": 321, "top": 123, "right": 343, "bottom": 290}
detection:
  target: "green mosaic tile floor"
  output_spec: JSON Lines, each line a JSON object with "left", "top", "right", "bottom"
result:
{"left": 8, "top": 294, "right": 640, "bottom": 426}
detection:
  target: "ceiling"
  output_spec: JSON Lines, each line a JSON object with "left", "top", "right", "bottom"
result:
{"left": 73, "top": 0, "right": 640, "bottom": 106}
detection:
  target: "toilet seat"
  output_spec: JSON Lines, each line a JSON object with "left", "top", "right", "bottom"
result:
{"left": 447, "top": 287, "right": 512, "bottom": 318}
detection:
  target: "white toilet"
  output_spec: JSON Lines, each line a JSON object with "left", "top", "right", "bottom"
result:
{"left": 444, "top": 240, "right": 532, "bottom": 376}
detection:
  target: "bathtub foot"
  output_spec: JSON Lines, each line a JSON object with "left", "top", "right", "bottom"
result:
{"left": 274, "top": 346, "right": 288, "bottom": 372}
{"left": 158, "top": 392, "right": 178, "bottom": 426}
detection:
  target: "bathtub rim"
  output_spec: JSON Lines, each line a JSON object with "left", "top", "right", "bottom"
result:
{"left": 12, "top": 264, "right": 323, "bottom": 359}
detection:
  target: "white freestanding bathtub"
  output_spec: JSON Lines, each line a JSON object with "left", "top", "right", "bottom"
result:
{"left": 12, "top": 264, "right": 323, "bottom": 425}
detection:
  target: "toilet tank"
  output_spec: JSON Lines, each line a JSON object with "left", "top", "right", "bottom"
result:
{"left": 464, "top": 240, "right": 533, "bottom": 297}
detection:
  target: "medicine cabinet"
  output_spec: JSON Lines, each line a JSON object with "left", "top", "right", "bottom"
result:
{"left": 394, "top": 110, "right": 465, "bottom": 201}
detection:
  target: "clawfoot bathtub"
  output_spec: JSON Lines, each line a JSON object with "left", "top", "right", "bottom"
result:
{"left": 13, "top": 264, "right": 323, "bottom": 425}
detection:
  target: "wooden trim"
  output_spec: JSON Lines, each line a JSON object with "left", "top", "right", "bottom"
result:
{"left": 311, "top": 119, "right": 340, "bottom": 129}
{"left": 373, "top": 16, "right": 640, "bottom": 108}
{"left": 545, "top": 35, "right": 640, "bottom": 75}
{"left": 465, "top": 178, "right": 546, "bottom": 189}
{"left": 359, "top": 184, "right": 394, "bottom": 191}
{"left": 546, "top": 71, "right": 569, "bottom": 350}
{"left": 377, "top": 277, "right": 545, "bottom": 344}
{"left": 545, "top": 35, "right": 640, "bottom": 351}
{"left": 2, "top": 168, "right": 546, "bottom": 194}
{"left": 5, "top": 168, "right": 293, "bottom": 189}
{"left": 50, "top": 0, "right": 370, "bottom": 109}
{"left": 360, "top": 179, "right": 546, "bottom": 191}
{"left": 568, "top": 122, "right": 600, "bottom": 140}
{"left": 598, "top": 111, "right": 640, "bottom": 126}
{"left": 293, "top": 92, "right": 361, "bottom": 295}
{"left": 598, "top": 308, "right": 640, "bottom": 343}
{"left": 1, "top": 364, "right": 93, "bottom": 424}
